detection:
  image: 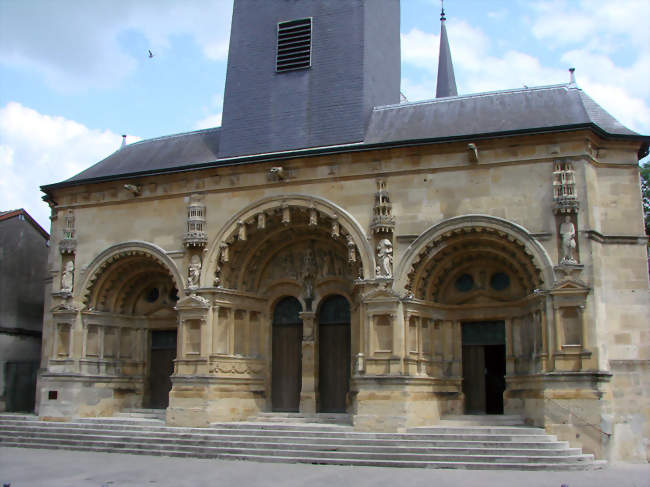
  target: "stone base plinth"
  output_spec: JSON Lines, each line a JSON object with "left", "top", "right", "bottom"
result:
{"left": 350, "top": 376, "right": 440, "bottom": 432}
{"left": 166, "top": 376, "right": 265, "bottom": 427}
{"left": 36, "top": 373, "right": 143, "bottom": 419}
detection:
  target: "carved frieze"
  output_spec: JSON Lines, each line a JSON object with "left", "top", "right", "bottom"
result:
{"left": 208, "top": 358, "right": 264, "bottom": 377}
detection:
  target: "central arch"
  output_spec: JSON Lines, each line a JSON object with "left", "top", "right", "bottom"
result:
{"left": 204, "top": 195, "right": 373, "bottom": 287}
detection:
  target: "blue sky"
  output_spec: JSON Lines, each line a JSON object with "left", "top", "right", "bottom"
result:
{"left": 1, "top": 0, "right": 649, "bottom": 230}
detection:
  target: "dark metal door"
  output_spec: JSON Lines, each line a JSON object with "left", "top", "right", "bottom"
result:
{"left": 5, "top": 361, "right": 38, "bottom": 412}
{"left": 148, "top": 330, "right": 176, "bottom": 409}
{"left": 318, "top": 295, "right": 350, "bottom": 413}
{"left": 272, "top": 297, "right": 302, "bottom": 412}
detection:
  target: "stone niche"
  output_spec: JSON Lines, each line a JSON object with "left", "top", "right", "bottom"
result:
{"left": 549, "top": 279, "right": 592, "bottom": 372}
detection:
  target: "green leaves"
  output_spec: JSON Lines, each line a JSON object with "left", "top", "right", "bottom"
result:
{"left": 641, "top": 161, "right": 650, "bottom": 236}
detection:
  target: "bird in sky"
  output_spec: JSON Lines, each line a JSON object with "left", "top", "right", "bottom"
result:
{"left": 148, "top": 50, "right": 154, "bottom": 58}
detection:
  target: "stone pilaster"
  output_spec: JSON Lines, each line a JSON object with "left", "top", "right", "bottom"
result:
{"left": 299, "top": 311, "right": 317, "bottom": 413}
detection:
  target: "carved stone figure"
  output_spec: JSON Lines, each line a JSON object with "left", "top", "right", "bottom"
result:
{"left": 376, "top": 238, "right": 393, "bottom": 278}
{"left": 560, "top": 216, "right": 577, "bottom": 264}
{"left": 309, "top": 208, "right": 318, "bottom": 227}
{"left": 187, "top": 254, "right": 201, "bottom": 288}
{"left": 61, "top": 260, "right": 74, "bottom": 292}
{"left": 301, "top": 249, "right": 316, "bottom": 300}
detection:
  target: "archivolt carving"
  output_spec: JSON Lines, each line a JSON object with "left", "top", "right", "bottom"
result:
{"left": 397, "top": 216, "right": 554, "bottom": 303}
{"left": 205, "top": 195, "right": 372, "bottom": 288}
{"left": 218, "top": 215, "right": 355, "bottom": 294}
{"left": 80, "top": 242, "right": 183, "bottom": 314}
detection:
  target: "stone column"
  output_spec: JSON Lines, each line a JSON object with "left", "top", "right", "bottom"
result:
{"left": 299, "top": 311, "right": 317, "bottom": 413}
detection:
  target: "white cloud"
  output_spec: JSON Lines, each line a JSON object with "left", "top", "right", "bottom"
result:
{"left": 194, "top": 113, "right": 222, "bottom": 130}
{"left": 487, "top": 9, "right": 508, "bottom": 20}
{"left": 401, "top": 21, "right": 563, "bottom": 101}
{"left": 530, "top": 0, "right": 650, "bottom": 51}
{"left": 0, "top": 102, "right": 134, "bottom": 230}
{"left": 194, "top": 93, "right": 223, "bottom": 130}
{"left": 400, "top": 78, "right": 436, "bottom": 103}
{"left": 401, "top": 28, "right": 439, "bottom": 73}
{"left": 0, "top": 0, "right": 233, "bottom": 92}
{"left": 399, "top": 4, "right": 650, "bottom": 136}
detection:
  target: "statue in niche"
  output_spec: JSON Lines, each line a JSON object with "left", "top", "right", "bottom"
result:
{"left": 187, "top": 254, "right": 201, "bottom": 288}
{"left": 560, "top": 216, "right": 577, "bottom": 264}
{"left": 375, "top": 238, "right": 393, "bottom": 278}
{"left": 61, "top": 260, "right": 74, "bottom": 292}
{"left": 301, "top": 248, "right": 316, "bottom": 304}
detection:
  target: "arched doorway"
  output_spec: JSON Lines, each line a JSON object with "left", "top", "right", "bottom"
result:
{"left": 272, "top": 296, "right": 302, "bottom": 412}
{"left": 82, "top": 247, "right": 180, "bottom": 409}
{"left": 401, "top": 217, "right": 551, "bottom": 416}
{"left": 318, "top": 295, "right": 350, "bottom": 413}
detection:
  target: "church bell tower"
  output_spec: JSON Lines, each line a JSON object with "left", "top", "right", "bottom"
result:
{"left": 218, "top": 0, "right": 401, "bottom": 159}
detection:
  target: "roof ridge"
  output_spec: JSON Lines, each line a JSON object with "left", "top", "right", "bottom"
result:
{"left": 376, "top": 83, "right": 575, "bottom": 111}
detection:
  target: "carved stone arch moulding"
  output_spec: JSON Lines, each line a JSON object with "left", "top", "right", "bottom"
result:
{"left": 204, "top": 195, "right": 373, "bottom": 288}
{"left": 79, "top": 241, "right": 185, "bottom": 311}
{"left": 395, "top": 215, "right": 555, "bottom": 301}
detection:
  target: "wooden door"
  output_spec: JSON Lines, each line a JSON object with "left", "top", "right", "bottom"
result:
{"left": 272, "top": 297, "right": 302, "bottom": 412}
{"left": 462, "top": 345, "right": 486, "bottom": 413}
{"left": 318, "top": 295, "right": 350, "bottom": 413}
{"left": 148, "top": 330, "right": 176, "bottom": 409}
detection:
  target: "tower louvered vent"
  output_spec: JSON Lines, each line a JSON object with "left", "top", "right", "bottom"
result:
{"left": 276, "top": 18, "right": 312, "bottom": 72}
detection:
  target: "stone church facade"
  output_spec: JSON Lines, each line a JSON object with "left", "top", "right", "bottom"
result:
{"left": 37, "top": 1, "right": 649, "bottom": 462}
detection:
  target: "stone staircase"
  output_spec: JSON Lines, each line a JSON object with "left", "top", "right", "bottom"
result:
{"left": 0, "top": 413, "right": 601, "bottom": 470}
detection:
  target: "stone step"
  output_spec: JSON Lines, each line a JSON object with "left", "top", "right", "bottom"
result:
{"left": 249, "top": 413, "right": 352, "bottom": 425}
{"left": 0, "top": 414, "right": 597, "bottom": 470}
{"left": 0, "top": 430, "right": 582, "bottom": 456}
{"left": 439, "top": 415, "right": 526, "bottom": 426}
{"left": 0, "top": 442, "right": 597, "bottom": 471}
{"left": 76, "top": 417, "right": 167, "bottom": 426}
{"left": 0, "top": 420, "right": 557, "bottom": 443}
{"left": 115, "top": 409, "right": 166, "bottom": 420}
{"left": 0, "top": 436, "right": 593, "bottom": 464}
{"left": 408, "top": 426, "right": 547, "bottom": 435}
{"left": 0, "top": 420, "right": 558, "bottom": 443}
{"left": 211, "top": 420, "right": 354, "bottom": 431}
{"left": 0, "top": 425, "right": 570, "bottom": 449}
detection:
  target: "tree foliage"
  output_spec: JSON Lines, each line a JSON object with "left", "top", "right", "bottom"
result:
{"left": 641, "top": 161, "right": 650, "bottom": 236}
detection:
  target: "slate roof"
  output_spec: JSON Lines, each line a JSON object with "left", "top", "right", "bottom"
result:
{"left": 43, "top": 84, "right": 648, "bottom": 191}
{"left": 365, "top": 84, "right": 640, "bottom": 144}
{"left": 64, "top": 127, "right": 221, "bottom": 184}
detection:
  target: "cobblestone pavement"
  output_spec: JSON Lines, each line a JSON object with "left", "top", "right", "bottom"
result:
{"left": 1, "top": 447, "right": 649, "bottom": 487}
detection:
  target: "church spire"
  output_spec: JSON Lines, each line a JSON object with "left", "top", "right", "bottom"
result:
{"left": 435, "top": 1, "right": 458, "bottom": 98}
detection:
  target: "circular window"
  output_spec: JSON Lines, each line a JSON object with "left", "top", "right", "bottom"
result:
{"left": 490, "top": 272, "right": 510, "bottom": 291}
{"left": 455, "top": 274, "right": 474, "bottom": 292}
{"left": 145, "top": 287, "right": 160, "bottom": 303}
